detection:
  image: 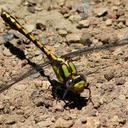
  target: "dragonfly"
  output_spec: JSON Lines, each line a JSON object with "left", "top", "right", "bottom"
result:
{"left": 1, "top": 9, "right": 128, "bottom": 98}
{"left": 1, "top": 9, "right": 87, "bottom": 98}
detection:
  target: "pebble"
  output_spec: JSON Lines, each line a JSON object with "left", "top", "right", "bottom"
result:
{"left": 36, "top": 23, "right": 46, "bottom": 30}
{"left": 117, "top": 22, "right": 125, "bottom": 29}
{"left": 14, "top": 84, "right": 27, "bottom": 91}
{"left": 92, "top": 96, "right": 102, "bottom": 108}
{"left": 119, "top": 94, "right": 126, "bottom": 100}
{"left": 85, "top": 117, "right": 100, "bottom": 128}
{"left": 115, "top": 78, "right": 126, "bottom": 85}
{"left": 3, "top": 32, "right": 15, "bottom": 42}
{"left": 89, "top": 109, "right": 99, "bottom": 117}
{"left": 36, "top": 54, "right": 43, "bottom": 61}
{"left": 80, "top": 116, "right": 87, "bottom": 123}
{"left": 32, "top": 97, "right": 44, "bottom": 107}
{"left": 104, "top": 71, "right": 115, "bottom": 81}
{"left": 54, "top": 101, "right": 65, "bottom": 112}
{"left": 105, "top": 19, "right": 112, "bottom": 26}
{"left": 94, "top": 7, "right": 108, "bottom": 17}
{"left": 113, "top": 0, "right": 122, "bottom": 6}
{"left": 70, "top": 43, "right": 83, "bottom": 50}
{"left": 24, "top": 24, "right": 35, "bottom": 32}
{"left": 57, "top": 0, "right": 65, "bottom": 6}
{"left": 108, "top": 10, "right": 117, "bottom": 19}
{"left": 78, "top": 19, "right": 90, "bottom": 28}
{"left": 80, "top": 32, "right": 92, "bottom": 46}
{"left": 66, "top": 33, "right": 81, "bottom": 43}
{"left": 109, "top": 115, "right": 119, "bottom": 127}
{"left": 27, "top": 6, "right": 35, "bottom": 13}
{"left": 116, "top": 9, "right": 125, "bottom": 18}
{"left": 3, "top": 48, "right": 12, "bottom": 57}
{"left": 69, "top": 14, "right": 81, "bottom": 23}
{"left": 74, "top": 4, "right": 85, "bottom": 13}
{"left": 36, "top": 120, "right": 52, "bottom": 128}
{"left": 5, "top": 115, "right": 16, "bottom": 124}
{"left": 55, "top": 118, "right": 73, "bottom": 128}
{"left": 35, "top": 50, "right": 42, "bottom": 56}
{"left": 60, "top": 6, "right": 70, "bottom": 15}
{"left": 113, "top": 48, "right": 123, "bottom": 56}
{"left": 0, "top": 115, "right": 4, "bottom": 124}
{"left": 58, "top": 29, "right": 67, "bottom": 36}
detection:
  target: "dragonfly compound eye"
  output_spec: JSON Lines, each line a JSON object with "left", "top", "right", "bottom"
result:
{"left": 66, "top": 78, "right": 74, "bottom": 89}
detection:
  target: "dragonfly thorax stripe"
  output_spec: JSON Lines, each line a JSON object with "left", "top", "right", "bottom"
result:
{"left": 62, "top": 64, "right": 71, "bottom": 78}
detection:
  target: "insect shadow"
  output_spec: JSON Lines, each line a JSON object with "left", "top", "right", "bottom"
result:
{"left": 1, "top": 41, "right": 88, "bottom": 109}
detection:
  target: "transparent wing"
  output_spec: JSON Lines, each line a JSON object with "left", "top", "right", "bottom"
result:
{"left": 0, "top": 38, "right": 128, "bottom": 93}
{"left": 0, "top": 61, "right": 50, "bottom": 93}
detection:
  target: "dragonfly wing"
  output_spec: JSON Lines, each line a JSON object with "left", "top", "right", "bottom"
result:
{"left": 0, "top": 61, "right": 51, "bottom": 93}
{"left": 62, "top": 39, "right": 128, "bottom": 60}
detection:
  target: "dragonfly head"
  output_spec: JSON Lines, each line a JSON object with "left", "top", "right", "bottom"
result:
{"left": 66, "top": 74, "right": 86, "bottom": 93}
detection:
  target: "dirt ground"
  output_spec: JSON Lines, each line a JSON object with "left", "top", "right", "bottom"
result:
{"left": 0, "top": 0, "right": 128, "bottom": 128}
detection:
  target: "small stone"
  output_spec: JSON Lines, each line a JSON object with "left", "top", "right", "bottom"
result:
{"left": 117, "top": 22, "right": 125, "bottom": 29}
{"left": 109, "top": 115, "right": 119, "bottom": 126}
{"left": 3, "top": 48, "right": 12, "bottom": 57}
{"left": 36, "top": 23, "right": 46, "bottom": 30}
{"left": 115, "top": 78, "right": 126, "bottom": 85}
{"left": 113, "top": 48, "right": 123, "bottom": 56}
{"left": 32, "top": 97, "right": 44, "bottom": 107}
{"left": 80, "top": 32, "right": 92, "bottom": 46}
{"left": 119, "top": 94, "right": 126, "bottom": 100}
{"left": 66, "top": 33, "right": 81, "bottom": 43}
{"left": 92, "top": 96, "right": 102, "bottom": 108}
{"left": 0, "top": 115, "right": 4, "bottom": 124}
{"left": 108, "top": 10, "right": 117, "bottom": 19}
{"left": 27, "top": 6, "right": 35, "bottom": 13}
{"left": 69, "top": 14, "right": 81, "bottom": 23}
{"left": 5, "top": 115, "right": 16, "bottom": 124}
{"left": 70, "top": 43, "right": 83, "bottom": 49}
{"left": 24, "top": 24, "right": 35, "bottom": 32}
{"left": 36, "top": 54, "right": 43, "bottom": 61}
{"left": 78, "top": 19, "right": 90, "bottom": 28}
{"left": 80, "top": 116, "right": 87, "bottom": 123}
{"left": 105, "top": 19, "right": 112, "bottom": 26}
{"left": 74, "top": 4, "right": 85, "bottom": 13}
{"left": 89, "top": 109, "right": 99, "bottom": 117}
{"left": 57, "top": 0, "right": 65, "bottom": 6}
{"left": 85, "top": 117, "right": 100, "bottom": 128}
{"left": 60, "top": 6, "right": 70, "bottom": 15}
{"left": 55, "top": 118, "right": 73, "bottom": 128}
{"left": 14, "top": 84, "right": 27, "bottom": 91}
{"left": 36, "top": 120, "right": 52, "bottom": 127}
{"left": 35, "top": 50, "right": 42, "bottom": 56}
{"left": 113, "top": 0, "right": 122, "bottom": 6}
{"left": 94, "top": 7, "right": 108, "bottom": 17}
{"left": 104, "top": 71, "right": 115, "bottom": 81}
{"left": 54, "top": 101, "right": 65, "bottom": 112}
{"left": 3, "top": 32, "right": 15, "bottom": 42}
{"left": 116, "top": 9, "right": 125, "bottom": 18}
{"left": 58, "top": 29, "right": 67, "bottom": 36}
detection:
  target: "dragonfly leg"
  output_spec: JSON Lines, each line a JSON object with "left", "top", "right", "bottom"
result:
{"left": 85, "top": 83, "right": 94, "bottom": 106}
{"left": 62, "top": 89, "right": 69, "bottom": 99}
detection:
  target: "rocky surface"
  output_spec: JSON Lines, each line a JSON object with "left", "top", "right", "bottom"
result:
{"left": 0, "top": 0, "right": 128, "bottom": 128}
